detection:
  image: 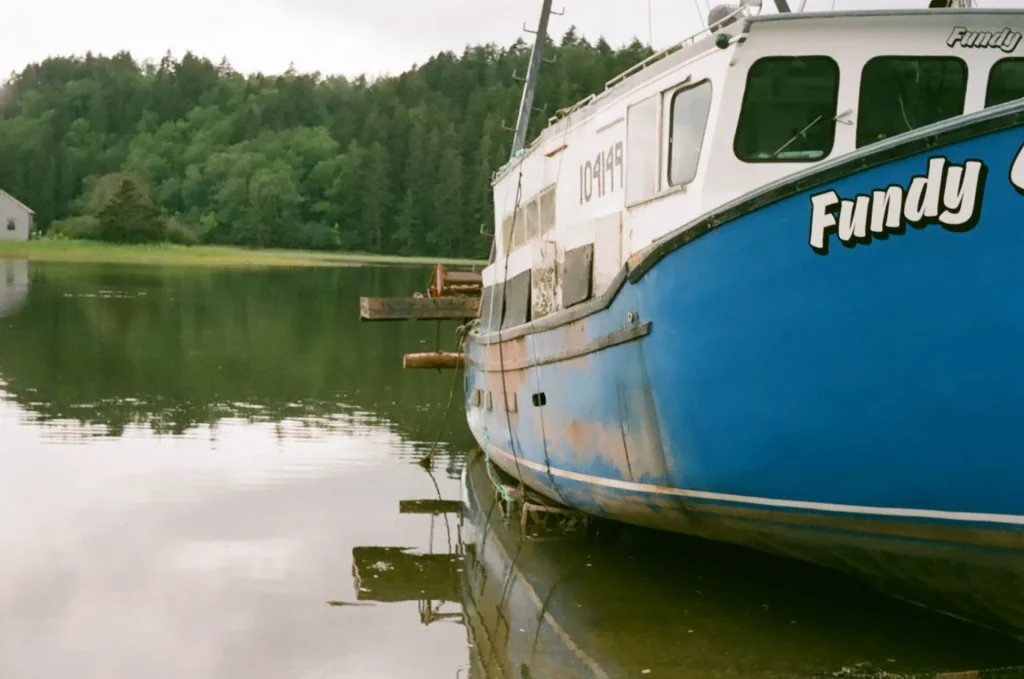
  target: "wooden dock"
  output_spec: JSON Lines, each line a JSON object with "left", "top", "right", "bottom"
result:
{"left": 359, "top": 295, "right": 480, "bottom": 321}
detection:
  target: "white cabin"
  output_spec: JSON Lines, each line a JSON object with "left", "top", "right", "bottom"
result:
{"left": 482, "top": 6, "right": 1024, "bottom": 323}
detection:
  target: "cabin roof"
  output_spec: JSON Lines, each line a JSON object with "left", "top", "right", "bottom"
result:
{"left": 493, "top": 5, "right": 1024, "bottom": 185}
{"left": 493, "top": 31, "right": 720, "bottom": 183}
{"left": 745, "top": 7, "right": 1024, "bottom": 31}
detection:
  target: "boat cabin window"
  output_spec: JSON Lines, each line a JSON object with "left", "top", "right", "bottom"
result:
{"left": 733, "top": 56, "right": 840, "bottom": 163}
{"left": 625, "top": 94, "right": 660, "bottom": 205}
{"left": 986, "top": 58, "right": 1024, "bottom": 108}
{"left": 501, "top": 207, "right": 526, "bottom": 253}
{"left": 525, "top": 199, "right": 539, "bottom": 240}
{"left": 500, "top": 186, "right": 556, "bottom": 254}
{"left": 856, "top": 56, "right": 967, "bottom": 148}
{"left": 538, "top": 186, "right": 556, "bottom": 235}
{"left": 668, "top": 80, "right": 713, "bottom": 186}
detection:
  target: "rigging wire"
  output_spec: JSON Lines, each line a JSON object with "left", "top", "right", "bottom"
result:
{"left": 417, "top": 324, "right": 468, "bottom": 470}
{"left": 526, "top": 114, "right": 575, "bottom": 507}
{"left": 474, "top": 12, "right": 578, "bottom": 652}
{"left": 494, "top": 167, "right": 529, "bottom": 497}
{"left": 467, "top": 7, "right": 586, "bottom": 652}
{"left": 693, "top": 0, "right": 707, "bottom": 29}
{"left": 478, "top": 131, "right": 574, "bottom": 679}
{"left": 647, "top": 0, "right": 654, "bottom": 47}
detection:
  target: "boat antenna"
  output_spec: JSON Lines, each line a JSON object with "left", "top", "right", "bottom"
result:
{"left": 509, "top": 0, "right": 555, "bottom": 159}
{"left": 772, "top": 0, "right": 791, "bottom": 11}
{"left": 648, "top": 0, "right": 655, "bottom": 46}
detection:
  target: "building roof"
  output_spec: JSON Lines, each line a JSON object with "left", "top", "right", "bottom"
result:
{"left": 0, "top": 189, "right": 34, "bottom": 215}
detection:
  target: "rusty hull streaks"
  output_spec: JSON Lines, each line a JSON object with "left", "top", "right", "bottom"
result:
{"left": 467, "top": 321, "right": 651, "bottom": 372}
{"left": 543, "top": 383, "right": 670, "bottom": 486}
{"left": 555, "top": 415, "right": 635, "bottom": 482}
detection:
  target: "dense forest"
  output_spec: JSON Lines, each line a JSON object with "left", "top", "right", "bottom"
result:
{"left": 0, "top": 31, "right": 652, "bottom": 258}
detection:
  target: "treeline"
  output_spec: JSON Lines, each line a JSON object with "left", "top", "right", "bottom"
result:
{"left": 0, "top": 31, "right": 652, "bottom": 258}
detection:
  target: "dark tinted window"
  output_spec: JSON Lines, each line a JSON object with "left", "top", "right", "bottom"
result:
{"left": 856, "top": 56, "right": 967, "bottom": 148}
{"left": 734, "top": 56, "right": 840, "bottom": 163}
{"left": 986, "top": 58, "right": 1024, "bottom": 108}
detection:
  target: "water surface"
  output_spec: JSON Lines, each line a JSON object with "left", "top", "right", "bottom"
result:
{"left": 0, "top": 259, "right": 1021, "bottom": 679}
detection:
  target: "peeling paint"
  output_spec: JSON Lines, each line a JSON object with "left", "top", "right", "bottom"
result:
{"left": 554, "top": 417, "right": 634, "bottom": 481}
{"left": 531, "top": 240, "right": 558, "bottom": 320}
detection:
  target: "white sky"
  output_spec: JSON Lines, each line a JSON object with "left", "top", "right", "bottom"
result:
{"left": 2, "top": 0, "right": 1022, "bottom": 82}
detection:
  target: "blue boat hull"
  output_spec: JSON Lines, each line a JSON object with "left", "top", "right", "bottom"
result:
{"left": 464, "top": 105, "right": 1024, "bottom": 636}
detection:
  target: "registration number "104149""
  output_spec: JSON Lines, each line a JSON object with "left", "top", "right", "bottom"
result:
{"left": 579, "top": 142, "right": 624, "bottom": 204}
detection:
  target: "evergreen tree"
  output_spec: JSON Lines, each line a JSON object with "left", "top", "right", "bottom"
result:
{"left": 1, "top": 34, "right": 654, "bottom": 255}
{"left": 96, "top": 177, "right": 166, "bottom": 243}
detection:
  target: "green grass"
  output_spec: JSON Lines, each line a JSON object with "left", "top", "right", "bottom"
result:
{"left": 0, "top": 239, "right": 486, "bottom": 269}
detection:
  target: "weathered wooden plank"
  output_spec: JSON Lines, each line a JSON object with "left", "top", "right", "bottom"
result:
{"left": 359, "top": 296, "right": 480, "bottom": 321}
{"left": 403, "top": 352, "right": 465, "bottom": 370}
{"left": 443, "top": 271, "right": 483, "bottom": 284}
{"left": 352, "top": 546, "right": 461, "bottom": 603}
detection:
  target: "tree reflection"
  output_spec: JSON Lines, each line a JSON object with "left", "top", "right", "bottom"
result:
{"left": 0, "top": 262, "right": 474, "bottom": 463}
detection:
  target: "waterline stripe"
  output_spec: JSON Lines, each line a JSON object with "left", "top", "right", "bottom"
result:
{"left": 486, "top": 444, "right": 1024, "bottom": 527}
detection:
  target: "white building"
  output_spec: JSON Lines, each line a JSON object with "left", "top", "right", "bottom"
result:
{"left": 0, "top": 190, "right": 33, "bottom": 242}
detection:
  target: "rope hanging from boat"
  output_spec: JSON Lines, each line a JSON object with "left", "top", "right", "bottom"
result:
{"left": 479, "top": 0, "right": 579, "bottom": 512}
{"left": 523, "top": 116, "right": 576, "bottom": 508}
{"left": 478, "top": 89, "right": 579, "bottom": 511}
{"left": 491, "top": 166, "right": 529, "bottom": 500}
{"left": 416, "top": 322, "right": 473, "bottom": 470}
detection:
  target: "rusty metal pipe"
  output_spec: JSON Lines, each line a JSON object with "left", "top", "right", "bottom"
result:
{"left": 403, "top": 352, "right": 465, "bottom": 370}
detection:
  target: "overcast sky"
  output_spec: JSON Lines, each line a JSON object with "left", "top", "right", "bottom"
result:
{"left": 3, "top": 0, "right": 1021, "bottom": 82}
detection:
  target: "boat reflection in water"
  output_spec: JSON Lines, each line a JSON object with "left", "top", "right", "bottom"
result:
{"left": 351, "top": 451, "right": 1024, "bottom": 678}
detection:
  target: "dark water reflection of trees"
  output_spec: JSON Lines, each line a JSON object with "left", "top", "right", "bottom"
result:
{"left": 0, "top": 262, "right": 474, "bottom": 459}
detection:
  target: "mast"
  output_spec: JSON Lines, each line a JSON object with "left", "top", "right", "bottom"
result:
{"left": 509, "top": 0, "right": 555, "bottom": 160}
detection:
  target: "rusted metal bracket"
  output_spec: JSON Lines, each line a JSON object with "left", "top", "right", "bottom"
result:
{"left": 398, "top": 499, "right": 464, "bottom": 515}
{"left": 429, "top": 264, "right": 482, "bottom": 298}
{"left": 520, "top": 501, "right": 589, "bottom": 538}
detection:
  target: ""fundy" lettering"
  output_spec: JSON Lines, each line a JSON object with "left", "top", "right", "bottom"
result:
{"left": 808, "top": 157, "right": 988, "bottom": 255}
{"left": 947, "top": 26, "right": 1022, "bottom": 53}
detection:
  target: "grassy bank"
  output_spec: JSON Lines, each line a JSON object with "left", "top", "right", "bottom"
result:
{"left": 0, "top": 240, "right": 486, "bottom": 269}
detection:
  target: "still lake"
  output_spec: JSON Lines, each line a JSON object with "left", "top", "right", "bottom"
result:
{"left": 0, "top": 259, "right": 1022, "bottom": 679}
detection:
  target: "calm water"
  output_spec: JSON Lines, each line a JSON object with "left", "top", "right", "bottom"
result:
{"left": 0, "top": 258, "right": 1022, "bottom": 679}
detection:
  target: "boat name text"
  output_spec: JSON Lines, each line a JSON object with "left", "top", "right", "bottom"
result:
{"left": 808, "top": 156, "right": 988, "bottom": 255}
{"left": 947, "top": 26, "right": 1022, "bottom": 53}
{"left": 579, "top": 142, "right": 624, "bottom": 204}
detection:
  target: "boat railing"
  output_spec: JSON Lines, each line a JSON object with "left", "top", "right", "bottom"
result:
{"left": 606, "top": 3, "right": 757, "bottom": 88}
{"left": 547, "top": 93, "right": 596, "bottom": 126}
{"left": 546, "top": 2, "right": 760, "bottom": 127}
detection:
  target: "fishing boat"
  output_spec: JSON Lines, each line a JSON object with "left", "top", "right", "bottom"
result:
{"left": 457, "top": 0, "right": 1024, "bottom": 637}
